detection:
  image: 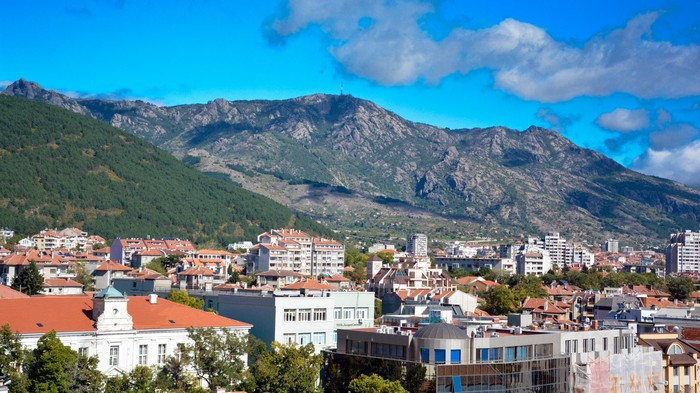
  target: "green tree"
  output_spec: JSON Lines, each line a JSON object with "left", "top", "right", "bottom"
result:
{"left": 512, "top": 274, "right": 547, "bottom": 304}
{"left": 667, "top": 277, "right": 695, "bottom": 301}
{"left": 27, "top": 331, "right": 79, "bottom": 393}
{"left": 73, "top": 261, "right": 94, "bottom": 291}
{"left": 127, "top": 365, "right": 156, "bottom": 393}
{"left": 11, "top": 260, "right": 44, "bottom": 295}
{"left": 168, "top": 290, "right": 205, "bottom": 310}
{"left": 70, "top": 355, "right": 104, "bottom": 393}
{"left": 481, "top": 285, "right": 516, "bottom": 315}
{"left": 104, "top": 374, "right": 130, "bottom": 393}
{"left": 0, "top": 324, "right": 24, "bottom": 389}
{"left": 246, "top": 342, "right": 322, "bottom": 393}
{"left": 185, "top": 327, "right": 248, "bottom": 392}
{"left": 375, "top": 251, "right": 394, "bottom": 266}
{"left": 349, "top": 374, "right": 408, "bottom": 393}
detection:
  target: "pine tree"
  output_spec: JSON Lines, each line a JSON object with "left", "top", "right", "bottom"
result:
{"left": 11, "top": 260, "right": 44, "bottom": 295}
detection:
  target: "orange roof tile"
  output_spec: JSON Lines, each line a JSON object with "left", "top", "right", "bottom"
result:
{"left": 0, "top": 284, "right": 30, "bottom": 299}
{"left": 0, "top": 296, "right": 250, "bottom": 334}
{"left": 179, "top": 266, "right": 214, "bottom": 276}
{"left": 94, "top": 260, "right": 133, "bottom": 272}
{"left": 43, "top": 278, "right": 83, "bottom": 287}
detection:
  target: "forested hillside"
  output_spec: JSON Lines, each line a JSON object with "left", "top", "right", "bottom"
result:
{"left": 0, "top": 95, "right": 332, "bottom": 244}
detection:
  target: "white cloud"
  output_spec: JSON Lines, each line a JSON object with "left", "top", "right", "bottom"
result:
{"left": 269, "top": 2, "right": 700, "bottom": 102}
{"left": 632, "top": 140, "right": 700, "bottom": 188}
{"left": 648, "top": 123, "right": 699, "bottom": 149}
{"left": 596, "top": 108, "right": 649, "bottom": 132}
{"left": 0, "top": 80, "right": 12, "bottom": 90}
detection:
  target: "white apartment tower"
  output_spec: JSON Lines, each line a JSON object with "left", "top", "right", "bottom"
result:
{"left": 666, "top": 230, "right": 700, "bottom": 274}
{"left": 605, "top": 239, "right": 620, "bottom": 253}
{"left": 544, "top": 232, "right": 568, "bottom": 268}
{"left": 406, "top": 233, "right": 428, "bottom": 257}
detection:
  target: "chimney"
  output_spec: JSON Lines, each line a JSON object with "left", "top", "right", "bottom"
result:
{"left": 149, "top": 294, "right": 158, "bottom": 304}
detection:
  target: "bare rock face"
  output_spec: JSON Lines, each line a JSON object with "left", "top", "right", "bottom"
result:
{"left": 6, "top": 79, "right": 700, "bottom": 243}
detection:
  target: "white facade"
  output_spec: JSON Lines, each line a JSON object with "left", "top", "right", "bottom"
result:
{"left": 516, "top": 245, "right": 552, "bottom": 276}
{"left": 217, "top": 290, "right": 375, "bottom": 353}
{"left": 544, "top": 232, "right": 568, "bottom": 267}
{"left": 250, "top": 229, "right": 344, "bottom": 276}
{"left": 406, "top": 233, "right": 428, "bottom": 257}
{"left": 666, "top": 230, "right": 700, "bottom": 274}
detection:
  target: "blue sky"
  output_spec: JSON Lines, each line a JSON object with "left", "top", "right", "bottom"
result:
{"left": 2, "top": 0, "right": 700, "bottom": 187}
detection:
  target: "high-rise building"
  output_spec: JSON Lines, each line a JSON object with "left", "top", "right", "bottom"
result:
{"left": 605, "top": 239, "right": 619, "bottom": 253}
{"left": 544, "top": 232, "right": 568, "bottom": 267}
{"left": 406, "top": 233, "right": 428, "bottom": 257}
{"left": 666, "top": 230, "right": 700, "bottom": 274}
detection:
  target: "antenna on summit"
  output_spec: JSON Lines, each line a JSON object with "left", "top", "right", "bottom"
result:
{"left": 340, "top": 81, "right": 344, "bottom": 96}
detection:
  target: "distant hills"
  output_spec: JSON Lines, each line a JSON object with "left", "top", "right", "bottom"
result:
{"left": 5, "top": 79, "right": 700, "bottom": 246}
{"left": 0, "top": 94, "right": 332, "bottom": 245}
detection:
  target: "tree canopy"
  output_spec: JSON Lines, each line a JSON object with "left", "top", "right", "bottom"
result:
{"left": 168, "top": 290, "right": 205, "bottom": 310}
{"left": 349, "top": 374, "right": 408, "bottom": 393}
{"left": 11, "top": 260, "right": 44, "bottom": 295}
{"left": 245, "top": 342, "right": 322, "bottom": 393}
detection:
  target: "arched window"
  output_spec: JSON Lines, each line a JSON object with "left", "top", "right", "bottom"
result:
{"left": 668, "top": 343, "right": 684, "bottom": 355}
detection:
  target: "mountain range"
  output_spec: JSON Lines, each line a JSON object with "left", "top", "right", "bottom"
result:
{"left": 4, "top": 79, "right": 700, "bottom": 246}
{"left": 0, "top": 93, "right": 331, "bottom": 245}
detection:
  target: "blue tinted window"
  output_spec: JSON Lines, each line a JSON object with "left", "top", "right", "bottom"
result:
{"left": 434, "top": 349, "right": 446, "bottom": 363}
{"left": 450, "top": 349, "right": 461, "bottom": 363}
{"left": 421, "top": 348, "right": 429, "bottom": 363}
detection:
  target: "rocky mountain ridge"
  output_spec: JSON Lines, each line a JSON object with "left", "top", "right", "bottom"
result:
{"left": 5, "top": 79, "right": 700, "bottom": 245}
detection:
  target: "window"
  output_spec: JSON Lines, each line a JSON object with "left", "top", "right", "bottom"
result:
{"left": 505, "top": 347, "right": 516, "bottom": 362}
{"left": 421, "top": 348, "right": 429, "bottom": 363}
{"left": 564, "top": 340, "right": 571, "bottom": 354}
{"left": 684, "top": 366, "right": 690, "bottom": 376}
{"left": 283, "top": 334, "right": 295, "bottom": 344}
{"left": 603, "top": 337, "right": 608, "bottom": 351}
{"left": 572, "top": 340, "right": 578, "bottom": 353}
{"left": 517, "top": 346, "right": 528, "bottom": 360}
{"left": 333, "top": 308, "right": 342, "bottom": 320}
{"left": 668, "top": 344, "right": 684, "bottom": 355}
{"left": 284, "top": 309, "right": 297, "bottom": 322}
{"left": 434, "top": 349, "right": 446, "bottom": 364}
{"left": 78, "top": 347, "right": 88, "bottom": 357}
{"left": 590, "top": 339, "right": 595, "bottom": 352}
{"left": 450, "top": 349, "right": 461, "bottom": 364}
{"left": 297, "top": 333, "right": 311, "bottom": 345}
{"left": 614, "top": 337, "right": 620, "bottom": 354}
{"left": 313, "top": 332, "right": 326, "bottom": 345}
{"left": 313, "top": 308, "right": 327, "bottom": 321}
{"left": 138, "top": 344, "right": 148, "bottom": 365}
{"left": 356, "top": 308, "right": 368, "bottom": 320}
{"left": 583, "top": 339, "right": 589, "bottom": 352}
{"left": 674, "top": 366, "right": 679, "bottom": 376}
{"left": 109, "top": 346, "right": 119, "bottom": 366}
{"left": 343, "top": 308, "right": 355, "bottom": 320}
{"left": 298, "top": 309, "right": 312, "bottom": 321}
{"left": 158, "top": 344, "right": 167, "bottom": 364}
{"left": 333, "top": 331, "right": 337, "bottom": 343}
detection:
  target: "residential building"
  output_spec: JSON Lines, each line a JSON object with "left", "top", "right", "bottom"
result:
{"left": 0, "top": 250, "right": 75, "bottom": 286}
{"left": 406, "top": 233, "right": 428, "bottom": 257}
{"left": 516, "top": 245, "right": 551, "bottom": 276}
{"left": 110, "top": 238, "right": 195, "bottom": 266}
{"left": 666, "top": 230, "right": 700, "bottom": 274}
{"left": 93, "top": 260, "right": 134, "bottom": 291}
{"left": 366, "top": 258, "right": 455, "bottom": 298}
{"left": 248, "top": 229, "right": 344, "bottom": 276}
{"left": 606, "top": 239, "right": 620, "bottom": 253}
{"left": 256, "top": 270, "right": 305, "bottom": 288}
{"left": 367, "top": 243, "right": 396, "bottom": 254}
{"left": 42, "top": 277, "right": 84, "bottom": 295}
{"left": 544, "top": 232, "right": 568, "bottom": 268}
{"left": 217, "top": 289, "right": 374, "bottom": 353}
{"left": 0, "top": 287, "right": 251, "bottom": 377}
{"left": 435, "top": 255, "right": 516, "bottom": 274}
{"left": 638, "top": 333, "right": 700, "bottom": 393}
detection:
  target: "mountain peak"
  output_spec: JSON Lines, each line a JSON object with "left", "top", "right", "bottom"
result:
{"left": 2, "top": 78, "right": 46, "bottom": 97}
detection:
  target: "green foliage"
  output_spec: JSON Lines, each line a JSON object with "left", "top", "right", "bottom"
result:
{"left": 481, "top": 285, "right": 517, "bottom": 315}
{"left": 245, "top": 342, "right": 322, "bottom": 393}
{"left": 667, "top": 277, "right": 695, "bottom": 301}
{"left": 27, "top": 331, "right": 79, "bottom": 392}
{"left": 73, "top": 261, "right": 94, "bottom": 291}
{"left": 349, "top": 374, "right": 408, "bottom": 393}
{"left": 0, "top": 95, "right": 334, "bottom": 246}
{"left": 185, "top": 327, "right": 248, "bottom": 392}
{"left": 324, "top": 352, "right": 428, "bottom": 393}
{"left": 11, "top": 260, "right": 44, "bottom": 295}
{"left": 168, "top": 290, "right": 205, "bottom": 310}
{"left": 511, "top": 275, "right": 547, "bottom": 304}
{"left": 344, "top": 247, "right": 369, "bottom": 283}
{"left": 375, "top": 251, "right": 395, "bottom": 265}
{"left": 0, "top": 324, "right": 24, "bottom": 388}
{"left": 70, "top": 355, "right": 104, "bottom": 393}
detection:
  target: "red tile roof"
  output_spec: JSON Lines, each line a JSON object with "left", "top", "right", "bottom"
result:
{"left": 0, "top": 284, "right": 30, "bottom": 299}
{"left": 94, "top": 260, "right": 133, "bottom": 272}
{"left": 43, "top": 278, "right": 83, "bottom": 287}
{"left": 0, "top": 296, "right": 250, "bottom": 334}
{"left": 179, "top": 266, "right": 214, "bottom": 276}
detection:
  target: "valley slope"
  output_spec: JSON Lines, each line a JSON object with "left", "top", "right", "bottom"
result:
{"left": 5, "top": 79, "right": 700, "bottom": 246}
